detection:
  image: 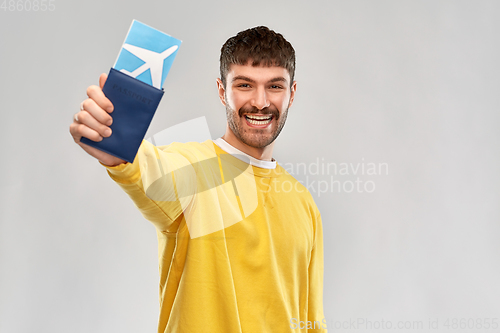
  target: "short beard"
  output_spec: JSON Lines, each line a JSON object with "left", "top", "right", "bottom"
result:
{"left": 225, "top": 95, "right": 289, "bottom": 149}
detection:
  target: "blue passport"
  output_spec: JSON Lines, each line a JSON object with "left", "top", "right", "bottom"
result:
{"left": 80, "top": 68, "right": 164, "bottom": 163}
{"left": 80, "top": 20, "right": 181, "bottom": 163}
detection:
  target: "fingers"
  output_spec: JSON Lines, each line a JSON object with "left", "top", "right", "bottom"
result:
{"left": 99, "top": 73, "right": 107, "bottom": 90}
{"left": 69, "top": 73, "right": 126, "bottom": 167}
{"left": 69, "top": 121, "right": 104, "bottom": 143}
{"left": 69, "top": 125, "right": 125, "bottom": 166}
{"left": 81, "top": 98, "right": 113, "bottom": 126}
{"left": 73, "top": 109, "right": 112, "bottom": 140}
{"left": 87, "top": 83, "right": 114, "bottom": 113}
{"left": 71, "top": 74, "right": 113, "bottom": 143}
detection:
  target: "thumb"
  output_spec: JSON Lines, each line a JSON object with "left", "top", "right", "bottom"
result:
{"left": 99, "top": 73, "right": 108, "bottom": 89}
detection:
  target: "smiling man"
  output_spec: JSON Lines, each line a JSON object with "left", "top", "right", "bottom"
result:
{"left": 70, "top": 26, "right": 326, "bottom": 333}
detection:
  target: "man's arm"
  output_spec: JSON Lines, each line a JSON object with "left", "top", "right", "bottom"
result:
{"left": 101, "top": 148, "right": 185, "bottom": 233}
{"left": 308, "top": 212, "right": 327, "bottom": 332}
{"left": 69, "top": 75, "right": 185, "bottom": 232}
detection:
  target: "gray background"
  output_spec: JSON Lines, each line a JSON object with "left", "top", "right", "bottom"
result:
{"left": 1, "top": 0, "right": 499, "bottom": 332}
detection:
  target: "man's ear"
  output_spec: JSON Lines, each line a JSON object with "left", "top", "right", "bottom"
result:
{"left": 216, "top": 78, "right": 226, "bottom": 106}
{"left": 288, "top": 81, "right": 297, "bottom": 108}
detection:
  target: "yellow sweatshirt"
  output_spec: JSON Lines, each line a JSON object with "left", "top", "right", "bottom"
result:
{"left": 103, "top": 139, "right": 326, "bottom": 333}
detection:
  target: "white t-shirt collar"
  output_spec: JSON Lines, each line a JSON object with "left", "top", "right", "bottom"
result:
{"left": 212, "top": 138, "right": 277, "bottom": 169}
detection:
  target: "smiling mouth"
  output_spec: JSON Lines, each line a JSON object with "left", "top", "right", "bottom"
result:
{"left": 244, "top": 114, "right": 273, "bottom": 125}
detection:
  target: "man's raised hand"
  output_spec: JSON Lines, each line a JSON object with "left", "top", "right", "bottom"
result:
{"left": 70, "top": 73, "right": 126, "bottom": 167}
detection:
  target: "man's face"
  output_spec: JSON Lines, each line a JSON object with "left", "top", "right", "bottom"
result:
{"left": 217, "top": 62, "right": 296, "bottom": 149}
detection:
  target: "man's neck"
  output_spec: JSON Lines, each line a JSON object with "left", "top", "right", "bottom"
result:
{"left": 222, "top": 126, "right": 275, "bottom": 161}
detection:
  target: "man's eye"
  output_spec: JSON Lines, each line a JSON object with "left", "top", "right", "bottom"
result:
{"left": 238, "top": 84, "right": 251, "bottom": 88}
{"left": 270, "top": 85, "right": 283, "bottom": 89}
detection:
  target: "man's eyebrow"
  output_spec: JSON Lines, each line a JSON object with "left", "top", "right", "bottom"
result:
{"left": 232, "top": 75, "right": 256, "bottom": 83}
{"left": 231, "top": 76, "right": 288, "bottom": 84}
{"left": 268, "top": 77, "right": 287, "bottom": 84}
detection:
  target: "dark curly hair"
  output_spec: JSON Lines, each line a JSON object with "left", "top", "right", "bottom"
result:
{"left": 219, "top": 26, "right": 296, "bottom": 87}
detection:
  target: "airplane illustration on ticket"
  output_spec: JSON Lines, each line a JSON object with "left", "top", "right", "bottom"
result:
{"left": 113, "top": 20, "right": 182, "bottom": 89}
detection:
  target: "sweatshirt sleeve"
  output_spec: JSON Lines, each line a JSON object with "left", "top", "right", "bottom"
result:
{"left": 307, "top": 212, "right": 327, "bottom": 332}
{"left": 101, "top": 140, "right": 191, "bottom": 233}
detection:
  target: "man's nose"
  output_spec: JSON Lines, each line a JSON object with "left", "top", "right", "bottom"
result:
{"left": 250, "top": 87, "right": 270, "bottom": 110}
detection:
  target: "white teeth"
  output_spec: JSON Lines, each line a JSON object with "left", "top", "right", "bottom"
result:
{"left": 245, "top": 115, "right": 272, "bottom": 125}
{"left": 246, "top": 115, "right": 272, "bottom": 120}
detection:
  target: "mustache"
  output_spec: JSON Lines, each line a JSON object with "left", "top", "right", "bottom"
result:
{"left": 238, "top": 105, "right": 280, "bottom": 119}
